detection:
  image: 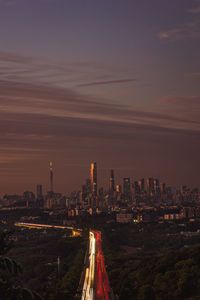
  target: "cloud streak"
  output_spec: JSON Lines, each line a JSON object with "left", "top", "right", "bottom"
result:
{"left": 0, "top": 77, "right": 199, "bottom": 133}
{"left": 158, "top": 21, "right": 200, "bottom": 41}
{"left": 0, "top": 52, "right": 198, "bottom": 132}
{"left": 159, "top": 2, "right": 200, "bottom": 41}
{"left": 77, "top": 79, "right": 137, "bottom": 87}
{"left": 188, "top": 1, "right": 200, "bottom": 14}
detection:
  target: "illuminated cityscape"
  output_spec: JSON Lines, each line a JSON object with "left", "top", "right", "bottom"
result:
{"left": 1, "top": 162, "right": 199, "bottom": 222}
{"left": 1, "top": 0, "right": 200, "bottom": 299}
{"left": 1, "top": 162, "right": 200, "bottom": 298}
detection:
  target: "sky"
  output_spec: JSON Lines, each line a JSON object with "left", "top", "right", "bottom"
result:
{"left": 0, "top": 0, "right": 200, "bottom": 195}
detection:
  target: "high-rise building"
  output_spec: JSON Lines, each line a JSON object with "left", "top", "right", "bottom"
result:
{"left": 90, "top": 162, "right": 97, "bottom": 196}
{"left": 116, "top": 184, "right": 121, "bottom": 193}
{"left": 153, "top": 178, "right": 160, "bottom": 194}
{"left": 123, "top": 178, "right": 131, "bottom": 196}
{"left": 147, "top": 177, "right": 160, "bottom": 195}
{"left": 133, "top": 181, "right": 140, "bottom": 194}
{"left": 23, "top": 191, "right": 35, "bottom": 208}
{"left": 161, "top": 183, "right": 166, "bottom": 193}
{"left": 36, "top": 184, "right": 43, "bottom": 199}
{"left": 109, "top": 169, "right": 115, "bottom": 193}
{"left": 86, "top": 178, "right": 91, "bottom": 194}
{"left": 138, "top": 178, "right": 145, "bottom": 192}
{"left": 146, "top": 177, "right": 154, "bottom": 195}
{"left": 50, "top": 161, "right": 54, "bottom": 193}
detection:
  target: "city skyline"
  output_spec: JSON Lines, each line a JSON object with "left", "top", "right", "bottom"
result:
{"left": 0, "top": 161, "right": 199, "bottom": 197}
{"left": 0, "top": 0, "right": 200, "bottom": 195}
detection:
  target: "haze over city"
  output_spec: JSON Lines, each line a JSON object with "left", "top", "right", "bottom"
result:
{"left": 0, "top": 0, "right": 200, "bottom": 195}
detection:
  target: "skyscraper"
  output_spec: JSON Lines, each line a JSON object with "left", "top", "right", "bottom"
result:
{"left": 146, "top": 177, "right": 154, "bottom": 195}
{"left": 109, "top": 169, "right": 115, "bottom": 193}
{"left": 36, "top": 184, "right": 44, "bottom": 208}
{"left": 116, "top": 184, "right": 121, "bottom": 193}
{"left": 133, "top": 181, "right": 140, "bottom": 194}
{"left": 153, "top": 178, "right": 160, "bottom": 194}
{"left": 90, "top": 162, "right": 97, "bottom": 196}
{"left": 138, "top": 178, "right": 145, "bottom": 192}
{"left": 50, "top": 161, "right": 54, "bottom": 193}
{"left": 123, "top": 178, "right": 131, "bottom": 196}
{"left": 36, "top": 184, "right": 43, "bottom": 199}
{"left": 161, "top": 183, "right": 166, "bottom": 193}
{"left": 146, "top": 177, "right": 160, "bottom": 195}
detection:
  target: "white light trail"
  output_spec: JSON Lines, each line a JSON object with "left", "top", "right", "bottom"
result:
{"left": 82, "top": 231, "right": 96, "bottom": 300}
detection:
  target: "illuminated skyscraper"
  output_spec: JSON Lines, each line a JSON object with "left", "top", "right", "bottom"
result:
{"left": 116, "top": 184, "right": 121, "bottom": 193}
{"left": 109, "top": 169, "right": 115, "bottom": 193}
{"left": 90, "top": 162, "right": 97, "bottom": 196}
{"left": 50, "top": 161, "right": 54, "bottom": 193}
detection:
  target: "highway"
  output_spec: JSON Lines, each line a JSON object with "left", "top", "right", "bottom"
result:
{"left": 81, "top": 231, "right": 96, "bottom": 300}
{"left": 14, "top": 222, "right": 82, "bottom": 236}
{"left": 81, "top": 230, "right": 114, "bottom": 300}
{"left": 16, "top": 222, "right": 113, "bottom": 299}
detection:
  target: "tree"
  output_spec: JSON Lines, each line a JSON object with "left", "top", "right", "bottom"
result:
{"left": 0, "top": 231, "right": 43, "bottom": 300}
{"left": 138, "top": 284, "right": 155, "bottom": 300}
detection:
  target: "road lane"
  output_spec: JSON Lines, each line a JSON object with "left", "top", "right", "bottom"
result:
{"left": 82, "top": 231, "right": 96, "bottom": 300}
{"left": 91, "top": 230, "right": 112, "bottom": 300}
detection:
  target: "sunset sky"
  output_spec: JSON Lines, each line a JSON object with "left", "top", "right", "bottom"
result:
{"left": 0, "top": 0, "right": 200, "bottom": 195}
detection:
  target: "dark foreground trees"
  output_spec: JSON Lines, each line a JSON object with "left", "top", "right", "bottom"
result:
{"left": 0, "top": 231, "right": 42, "bottom": 300}
{"left": 107, "top": 246, "right": 200, "bottom": 300}
{"left": 7, "top": 229, "right": 87, "bottom": 300}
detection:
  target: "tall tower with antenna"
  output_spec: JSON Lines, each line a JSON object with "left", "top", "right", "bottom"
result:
{"left": 50, "top": 161, "right": 54, "bottom": 193}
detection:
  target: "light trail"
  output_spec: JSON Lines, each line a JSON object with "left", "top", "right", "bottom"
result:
{"left": 91, "top": 230, "right": 112, "bottom": 300}
{"left": 82, "top": 231, "right": 96, "bottom": 300}
{"left": 82, "top": 268, "right": 89, "bottom": 300}
{"left": 14, "top": 222, "right": 82, "bottom": 233}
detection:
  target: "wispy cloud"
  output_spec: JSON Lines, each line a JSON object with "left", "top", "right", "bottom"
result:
{"left": 188, "top": 0, "right": 200, "bottom": 14}
{"left": 161, "top": 96, "right": 200, "bottom": 125}
{"left": 162, "top": 95, "right": 200, "bottom": 107}
{"left": 188, "top": 6, "right": 200, "bottom": 13}
{"left": 158, "top": 21, "right": 200, "bottom": 41}
{"left": 159, "top": 1, "right": 200, "bottom": 41}
{"left": 0, "top": 77, "right": 199, "bottom": 133}
{"left": 0, "top": 52, "right": 199, "bottom": 134}
{"left": 77, "top": 79, "right": 137, "bottom": 88}
{"left": 0, "top": 51, "right": 137, "bottom": 92}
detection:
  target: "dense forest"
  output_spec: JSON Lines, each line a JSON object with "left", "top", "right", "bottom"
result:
{"left": 106, "top": 246, "right": 200, "bottom": 299}
{"left": 102, "top": 223, "right": 200, "bottom": 300}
